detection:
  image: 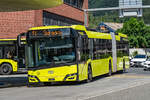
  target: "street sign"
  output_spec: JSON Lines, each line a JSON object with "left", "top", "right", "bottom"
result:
{"left": 119, "top": 0, "right": 143, "bottom": 17}
{"left": 84, "top": 0, "right": 150, "bottom": 26}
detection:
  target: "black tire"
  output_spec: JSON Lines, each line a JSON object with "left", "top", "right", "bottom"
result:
{"left": 27, "top": 82, "right": 42, "bottom": 87}
{"left": 27, "top": 82, "right": 32, "bottom": 87}
{"left": 87, "top": 65, "right": 92, "bottom": 83}
{"left": 0, "top": 63, "right": 12, "bottom": 75}
{"left": 123, "top": 59, "right": 126, "bottom": 72}
{"left": 44, "top": 82, "right": 52, "bottom": 86}
{"left": 109, "top": 60, "right": 112, "bottom": 76}
{"left": 27, "top": 78, "right": 32, "bottom": 87}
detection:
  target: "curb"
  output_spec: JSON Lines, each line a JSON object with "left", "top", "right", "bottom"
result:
{"left": 0, "top": 83, "right": 11, "bottom": 88}
{"left": 0, "top": 82, "right": 26, "bottom": 88}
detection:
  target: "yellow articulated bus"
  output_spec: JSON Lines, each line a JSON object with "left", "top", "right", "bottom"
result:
{"left": 18, "top": 25, "right": 129, "bottom": 85}
{"left": 0, "top": 38, "right": 26, "bottom": 75}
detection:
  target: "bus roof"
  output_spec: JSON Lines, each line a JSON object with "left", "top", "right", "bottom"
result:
{"left": 118, "top": 33, "right": 127, "bottom": 38}
{"left": 29, "top": 25, "right": 86, "bottom": 31}
{"left": 0, "top": 38, "right": 26, "bottom": 41}
{"left": 28, "top": 25, "right": 127, "bottom": 40}
{"left": 0, "top": 39, "right": 17, "bottom": 41}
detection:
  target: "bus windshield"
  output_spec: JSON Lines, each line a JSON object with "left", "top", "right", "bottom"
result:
{"left": 33, "top": 37, "right": 75, "bottom": 67}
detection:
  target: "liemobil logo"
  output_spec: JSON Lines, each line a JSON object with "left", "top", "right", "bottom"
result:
{"left": 48, "top": 71, "right": 54, "bottom": 74}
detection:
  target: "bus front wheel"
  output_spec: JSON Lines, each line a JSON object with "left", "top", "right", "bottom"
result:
{"left": 87, "top": 65, "right": 92, "bottom": 83}
{"left": 0, "top": 63, "right": 12, "bottom": 75}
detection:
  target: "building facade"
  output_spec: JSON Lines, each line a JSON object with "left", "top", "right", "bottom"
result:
{"left": 0, "top": 0, "right": 88, "bottom": 39}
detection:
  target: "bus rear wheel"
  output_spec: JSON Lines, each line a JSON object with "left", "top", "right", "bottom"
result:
{"left": 123, "top": 59, "right": 126, "bottom": 72}
{"left": 87, "top": 65, "right": 92, "bottom": 83}
{"left": 119, "top": 59, "right": 126, "bottom": 73}
{"left": 0, "top": 63, "right": 12, "bottom": 75}
{"left": 44, "top": 82, "right": 52, "bottom": 86}
{"left": 109, "top": 60, "right": 112, "bottom": 76}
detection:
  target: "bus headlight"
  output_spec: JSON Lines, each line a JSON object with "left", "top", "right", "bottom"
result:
{"left": 64, "top": 73, "right": 77, "bottom": 81}
{"left": 28, "top": 75, "right": 40, "bottom": 82}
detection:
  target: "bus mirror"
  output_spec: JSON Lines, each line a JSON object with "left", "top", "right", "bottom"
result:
{"left": 17, "top": 35, "right": 21, "bottom": 47}
{"left": 77, "top": 36, "right": 82, "bottom": 48}
{"left": 17, "top": 32, "right": 26, "bottom": 47}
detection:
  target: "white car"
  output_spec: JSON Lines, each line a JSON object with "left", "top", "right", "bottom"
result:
{"left": 130, "top": 54, "right": 148, "bottom": 67}
{"left": 142, "top": 58, "right": 150, "bottom": 71}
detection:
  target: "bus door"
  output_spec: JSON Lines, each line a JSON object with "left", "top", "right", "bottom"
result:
{"left": 17, "top": 33, "right": 26, "bottom": 69}
{"left": 77, "top": 33, "right": 89, "bottom": 80}
{"left": 17, "top": 44, "right": 26, "bottom": 69}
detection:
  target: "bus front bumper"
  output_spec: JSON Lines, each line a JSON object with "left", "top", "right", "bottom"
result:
{"left": 28, "top": 73, "right": 78, "bottom": 83}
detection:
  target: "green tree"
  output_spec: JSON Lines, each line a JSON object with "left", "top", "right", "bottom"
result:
{"left": 119, "top": 18, "right": 150, "bottom": 48}
{"left": 89, "top": 0, "right": 150, "bottom": 24}
{"left": 88, "top": 14, "right": 99, "bottom": 28}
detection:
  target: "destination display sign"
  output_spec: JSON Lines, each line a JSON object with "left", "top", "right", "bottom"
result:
{"left": 29, "top": 28, "right": 71, "bottom": 37}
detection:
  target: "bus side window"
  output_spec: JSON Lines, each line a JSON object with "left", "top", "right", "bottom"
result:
{"left": 122, "top": 41, "right": 129, "bottom": 56}
{"left": 81, "top": 37, "right": 88, "bottom": 61}
{"left": 93, "top": 39, "right": 97, "bottom": 59}
{"left": 77, "top": 35, "right": 82, "bottom": 61}
{"left": 77, "top": 35, "right": 89, "bottom": 62}
{"left": 4, "top": 46, "right": 15, "bottom": 59}
{"left": 89, "top": 39, "right": 93, "bottom": 59}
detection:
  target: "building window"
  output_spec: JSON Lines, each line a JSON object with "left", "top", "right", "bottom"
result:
{"left": 43, "top": 11, "right": 83, "bottom": 26}
{"left": 64, "top": 0, "right": 84, "bottom": 9}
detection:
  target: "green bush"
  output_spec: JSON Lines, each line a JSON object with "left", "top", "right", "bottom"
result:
{"left": 132, "top": 51, "right": 138, "bottom": 57}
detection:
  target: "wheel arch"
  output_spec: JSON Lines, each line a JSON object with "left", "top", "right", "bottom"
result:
{"left": 0, "top": 62, "right": 13, "bottom": 75}
{"left": 87, "top": 59, "right": 92, "bottom": 71}
{"left": 87, "top": 62, "right": 92, "bottom": 74}
{"left": 0, "top": 62, "right": 13, "bottom": 71}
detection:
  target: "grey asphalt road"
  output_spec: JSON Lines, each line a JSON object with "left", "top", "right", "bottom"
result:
{"left": 90, "top": 83, "right": 150, "bottom": 100}
{"left": 0, "top": 68, "right": 150, "bottom": 100}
